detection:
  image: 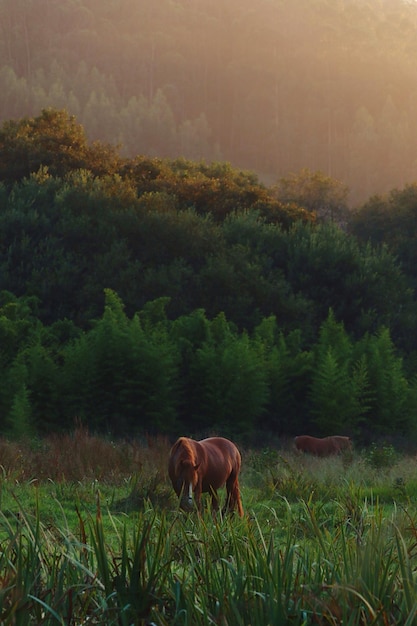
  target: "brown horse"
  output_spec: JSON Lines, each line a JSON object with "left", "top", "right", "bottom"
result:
{"left": 294, "top": 435, "right": 352, "bottom": 457}
{"left": 168, "top": 436, "right": 244, "bottom": 517}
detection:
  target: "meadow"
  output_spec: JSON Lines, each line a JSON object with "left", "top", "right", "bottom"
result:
{"left": 0, "top": 429, "right": 417, "bottom": 625}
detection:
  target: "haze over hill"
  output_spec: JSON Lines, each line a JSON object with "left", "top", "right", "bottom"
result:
{"left": 1, "top": 0, "right": 417, "bottom": 205}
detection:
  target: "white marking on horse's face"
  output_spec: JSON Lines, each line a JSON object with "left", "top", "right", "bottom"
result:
{"left": 179, "top": 481, "right": 194, "bottom": 510}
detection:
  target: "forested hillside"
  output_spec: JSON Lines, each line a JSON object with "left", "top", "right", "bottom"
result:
{"left": 1, "top": 0, "right": 417, "bottom": 204}
{"left": 1, "top": 109, "right": 417, "bottom": 443}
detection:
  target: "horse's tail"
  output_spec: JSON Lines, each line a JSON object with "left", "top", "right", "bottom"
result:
{"left": 226, "top": 460, "right": 244, "bottom": 517}
{"left": 237, "top": 496, "right": 244, "bottom": 518}
{"left": 230, "top": 477, "right": 244, "bottom": 518}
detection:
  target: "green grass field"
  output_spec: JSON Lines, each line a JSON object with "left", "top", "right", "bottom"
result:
{"left": 0, "top": 430, "right": 417, "bottom": 625}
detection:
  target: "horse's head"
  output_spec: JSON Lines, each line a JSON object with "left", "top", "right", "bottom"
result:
{"left": 175, "top": 459, "right": 200, "bottom": 510}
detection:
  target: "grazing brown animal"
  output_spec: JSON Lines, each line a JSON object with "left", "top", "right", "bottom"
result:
{"left": 168, "top": 436, "right": 244, "bottom": 517}
{"left": 294, "top": 435, "right": 352, "bottom": 457}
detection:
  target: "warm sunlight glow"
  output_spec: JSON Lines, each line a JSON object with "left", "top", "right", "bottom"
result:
{"left": 0, "top": 0, "right": 417, "bottom": 204}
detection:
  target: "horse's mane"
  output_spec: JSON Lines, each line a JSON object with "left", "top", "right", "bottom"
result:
{"left": 171, "top": 437, "right": 197, "bottom": 468}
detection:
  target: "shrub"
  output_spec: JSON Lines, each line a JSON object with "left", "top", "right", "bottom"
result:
{"left": 364, "top": 442, "right": 398, "bottom": 470}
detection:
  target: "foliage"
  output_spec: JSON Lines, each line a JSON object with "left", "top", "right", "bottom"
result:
{"left": 61, "top": 290, "right": 179, "bottom": 435}
{"left": 0, "top": 109, "right": 120, "bottom": 184}
{"left": 350, "top": 185, "right": 417, "bottom": 341}
{"left": 0, "top": 289, "right": 415, "bottom": 440}
{"left": 309, "top": 312, "right": 371, "bottom": 435}
{"left": 359, "top": 329, "right": 417, "bottom": 437}
{"left": 0, "top": 112, "right": 417, "bottom": 439}
{"left": 274, "top": 168, "right": 349, "bottom": 222}
{"left": 187, "top": 315, "right": 269, "bottom": 437}
{"left": 254, "top": 320, "right": 313, "bottom": 435}
{"left": 285, "top": 222, "right": 413, "bottom": 346}
{"left": 7, "top": 383, "right": 33, "bottom": 439}
{"left": 364, "top": 443, "right": 398, "bottom": 471}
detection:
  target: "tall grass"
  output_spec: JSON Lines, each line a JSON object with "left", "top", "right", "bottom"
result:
{"left": 0, "top": 495, "right": 416, "bottom": 624}
{"left": 0, "top": 432, "right": 416, "bottom": 624}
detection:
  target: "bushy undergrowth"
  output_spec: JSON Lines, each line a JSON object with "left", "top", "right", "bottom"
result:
{"left": 0, "top": 432, "right": 417, "bottom": 624}
{"left": 0, "top": 427, "right": 169, "bottom": 482}
{"left": 364, "top": 442, "right": 398, "bottom": 471}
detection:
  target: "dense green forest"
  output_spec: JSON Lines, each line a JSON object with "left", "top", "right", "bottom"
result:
{"left": 1, "top": 0, "right": 417, "bottom": 204}
{"left": 2, "top": 109, "right": 417, "bottom": 444}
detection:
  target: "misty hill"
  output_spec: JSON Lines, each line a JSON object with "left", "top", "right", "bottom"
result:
{"left": 1, "top": 0, "right": 417, "bottom": 205}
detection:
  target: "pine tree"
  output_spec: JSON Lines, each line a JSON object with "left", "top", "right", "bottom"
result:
{"left": 309, "top": 311, "right": 369, "bottom": 435}
{"left": 8, "top": 385, "right": 33, "bottom": 440}
{"left": 362, "top": 328, "right": 413, "bottom": 437}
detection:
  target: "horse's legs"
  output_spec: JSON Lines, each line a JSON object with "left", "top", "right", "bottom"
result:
{"left": 194, "top": 483, "right": 203, "bottom": 513}
{"left": 209, "top": 488, "right": 219, "bottom": 515}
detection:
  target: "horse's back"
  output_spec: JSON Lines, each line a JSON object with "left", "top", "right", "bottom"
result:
{"left": 200, "top": 436, "right": 240, "bottom": 455}
{"left": 200, "top": 437, "right": 241, "bottom": 470}
{"left": 169, "top": 435, "right": 241, "bottom": 476}
{"left": 295, "top": 434, "right": 352, "bottom": 456}
{"left": 330, "top": 435, "right": 352, "bottom": 451}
